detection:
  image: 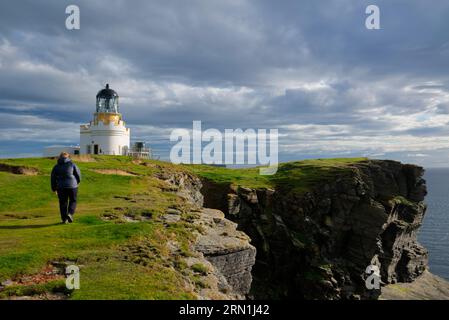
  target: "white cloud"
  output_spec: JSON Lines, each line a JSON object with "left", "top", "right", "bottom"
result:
{"left": 1, "top": 1, "right": 449, "bottom": 166}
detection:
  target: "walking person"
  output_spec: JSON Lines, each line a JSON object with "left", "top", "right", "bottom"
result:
{"left": 51, "top": 152, "right": 81, "bottom": 224}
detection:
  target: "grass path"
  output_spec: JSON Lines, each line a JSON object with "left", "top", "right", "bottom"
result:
{"left": 0, "top": 156, "right": 196, "bottom": 299}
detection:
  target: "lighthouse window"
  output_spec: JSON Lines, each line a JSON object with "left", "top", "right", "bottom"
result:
{"left": 96, "top": 84, "right": 120, "bottom": 113}
{"left": 96, "top": 97, "right": 118, "bottom": 113}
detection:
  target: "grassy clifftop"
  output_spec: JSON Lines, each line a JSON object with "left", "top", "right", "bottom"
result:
{"left": 188, "top": 157, "right": 367, "bottom": 192}
{"left": 0, "top": 156, "right": 197, "bottom": 299}
{"left": 0, "top": 156, "right": 366, "bottom": 299}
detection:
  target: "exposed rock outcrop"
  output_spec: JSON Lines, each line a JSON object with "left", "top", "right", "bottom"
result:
{"left": 157, "top": 170, "right": 204, "bottom": 208}
{"left": 160, "top": 171, "right": 256, "bottom": 299}
{"left": 193, "top": 208, "right": 256, "bottom": 296}
{"left": 380, "top": 270, "right": 449, "bottom": 300}
{"left": 202, "top": 160, "right": 431, "bottom": 299}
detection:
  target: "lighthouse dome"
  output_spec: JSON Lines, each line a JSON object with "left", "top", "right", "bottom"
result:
{"left": 96, "top": 84, "right": 119, "bottom": 113}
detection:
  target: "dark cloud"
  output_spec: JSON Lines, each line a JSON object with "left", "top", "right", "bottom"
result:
{"left": 1, "top": 0, "right": 449, "bottom": 166}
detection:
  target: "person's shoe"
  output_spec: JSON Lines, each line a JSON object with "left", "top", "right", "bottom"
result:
{"left": 62, "top": 220, "right": 69, "bottom": 224}
{"left": 67, "top": 214, "right": 74, "bottom": 223}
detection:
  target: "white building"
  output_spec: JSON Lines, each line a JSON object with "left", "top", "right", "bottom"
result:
{"left": 80, "top": 84, "right": 130, "bottom": 155}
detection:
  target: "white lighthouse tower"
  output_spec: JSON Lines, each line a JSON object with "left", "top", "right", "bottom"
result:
{"left": 80, "top": 84, "right": 130, "bottom": 155}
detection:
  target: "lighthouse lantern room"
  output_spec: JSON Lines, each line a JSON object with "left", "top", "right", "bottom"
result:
{"left": 80, "top": 84, "right": 130, "bottom": 155}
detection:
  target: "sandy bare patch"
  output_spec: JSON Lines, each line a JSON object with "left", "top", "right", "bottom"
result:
{"left": 71, "top": 155, "right": 96, "bottom": 162}
{"left": 92, "top": 169, "right": 137, "bottom": 176}
{"left": 0, "top": 262, "right": 69, "bottom": 300}
{"left": 0, "top": 163, "right": 39, "bottom": 175}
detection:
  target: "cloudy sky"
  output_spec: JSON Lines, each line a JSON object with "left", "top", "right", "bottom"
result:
{"left": 1, "top": 0, "right": 449, "bottom": 167}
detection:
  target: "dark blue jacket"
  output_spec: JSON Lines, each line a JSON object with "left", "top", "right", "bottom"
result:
{"left": 51, "top": 157, "right": 81, "bottom": 191}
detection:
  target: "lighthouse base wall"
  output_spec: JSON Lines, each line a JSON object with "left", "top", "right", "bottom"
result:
{"left": 80, "top": 117, "right": 130, "bottom": 156}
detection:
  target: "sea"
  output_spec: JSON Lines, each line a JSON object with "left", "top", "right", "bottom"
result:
{"left": 418, "top": 168, "right": 449, "bottom": 281}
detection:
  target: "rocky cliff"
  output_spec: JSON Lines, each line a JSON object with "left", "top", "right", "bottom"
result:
{"left": 0, "top": 157, "right": 442, "bottom": 300}
{"left": 158, "top": 170, "right": 256, "bottom": 299}
{"left": 200, "top": 160, "right": 431, "bottom": 299}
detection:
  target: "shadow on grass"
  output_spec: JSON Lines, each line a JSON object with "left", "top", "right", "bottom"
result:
{"left": 0, "top": 222, "right": 61, "bottom": 229}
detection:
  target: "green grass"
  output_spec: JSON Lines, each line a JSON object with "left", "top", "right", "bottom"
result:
{"left": 187, "top": 158, "right": 368, "bottom": 193}
{"left": 0, "top": 156, "right": 199, "bottom": 299}
{"left": 0, "top": 155, "right": 368, "bottom": 299}
{"left": 0, "top": 279, "right": 68, "bottom": 299}
{"left": 69, "top": 260, "right": 194, "bottom": 300}
{"left": 390, "top": 196, "right": 417, "bottom": 208}
{"left": 191, "top": 263, "right": 209, "bottom": 275}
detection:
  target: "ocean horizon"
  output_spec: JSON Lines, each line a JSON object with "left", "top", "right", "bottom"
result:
{"left": 418, "top": 168, "right": 449, "bottom": 281}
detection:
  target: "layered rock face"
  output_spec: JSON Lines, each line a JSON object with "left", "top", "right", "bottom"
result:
{"left": 193, "top": 208, "right": 256, "bottom": 297}
{"left": 203, "top": 160, "right": 429, "bottom": 299}
{"left": 159, "top": 170, "right": 256, "bottom": 299}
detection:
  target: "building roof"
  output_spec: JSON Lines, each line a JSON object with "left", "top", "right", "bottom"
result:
{"left": 96, "top": 84, "right": 118, "bottom": 99}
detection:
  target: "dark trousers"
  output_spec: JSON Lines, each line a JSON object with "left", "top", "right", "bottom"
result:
{"left": 57, "top": 188, "right": 78, "bottom": 221}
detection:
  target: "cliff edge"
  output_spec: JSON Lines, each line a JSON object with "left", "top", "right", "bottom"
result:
{"left": 197, "top": 159, "right": 445, "bottom": 299}
{"left": 1, "top": 156, "right": 447, "bottom": 300}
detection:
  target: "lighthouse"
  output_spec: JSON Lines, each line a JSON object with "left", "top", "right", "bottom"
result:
{"left": 80, "top": 84, "right": 130, "bottom": 155}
